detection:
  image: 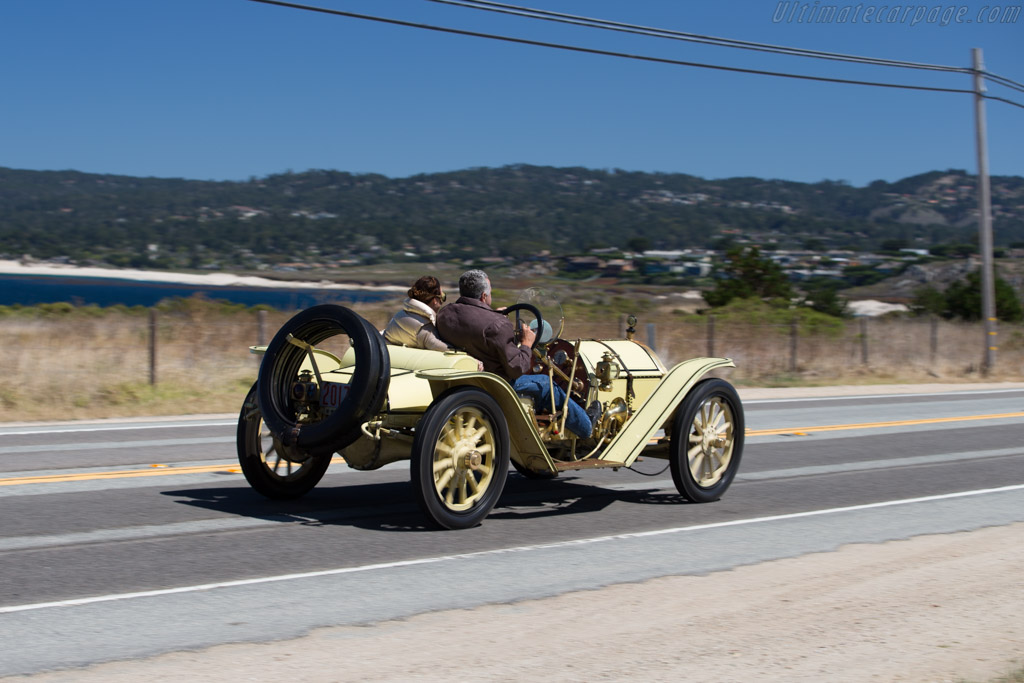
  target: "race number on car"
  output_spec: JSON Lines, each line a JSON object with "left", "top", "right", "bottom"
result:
{"left": 319, "top": 382, "right": 348, "bottom": 414}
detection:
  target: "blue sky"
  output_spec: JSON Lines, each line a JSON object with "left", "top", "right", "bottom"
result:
{"left": 3, "top": 0, "right": 1022, "bottom": 186}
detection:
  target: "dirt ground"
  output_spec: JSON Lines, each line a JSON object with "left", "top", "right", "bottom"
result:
{"left": 9, "top": 383, "right": 1024, "bottom": 682}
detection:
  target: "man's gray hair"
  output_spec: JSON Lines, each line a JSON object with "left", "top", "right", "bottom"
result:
{"left": 459, "top": 269, "right": 491, "bottom": 299}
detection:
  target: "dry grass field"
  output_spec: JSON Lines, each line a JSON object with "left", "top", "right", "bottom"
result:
{"left": 2, "top": 298, "right": 1022, "bottom": 423}
{"left": 4, "top": 296, "right": 1019, "bottom": 423}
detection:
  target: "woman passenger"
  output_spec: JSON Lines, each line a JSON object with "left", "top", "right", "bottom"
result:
{"left": 382, "top": 276, "right": 449, "bottom": 351}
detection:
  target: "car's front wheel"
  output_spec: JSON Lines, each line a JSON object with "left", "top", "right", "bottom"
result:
{"left": 669, "top": 378, "right": 744, "bottom": 503}
{"left": 411, "top": 388, "right": 510, "bottom": 529}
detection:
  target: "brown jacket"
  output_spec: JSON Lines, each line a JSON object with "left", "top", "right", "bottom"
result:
{"left": 436, "top": 296, "right": 533, "bottom": 381}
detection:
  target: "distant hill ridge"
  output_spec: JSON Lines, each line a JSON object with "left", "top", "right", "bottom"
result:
{"left": 1, "top": 165, "right": 1021, "bottom": 269}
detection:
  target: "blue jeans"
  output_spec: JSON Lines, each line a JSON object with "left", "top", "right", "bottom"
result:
{"left": 513, "top": 374, "right": 592, "bottom": 438}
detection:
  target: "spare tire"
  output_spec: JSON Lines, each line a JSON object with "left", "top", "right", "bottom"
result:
{"left": 257, "top": 305, "right": 390, "bottom": 453}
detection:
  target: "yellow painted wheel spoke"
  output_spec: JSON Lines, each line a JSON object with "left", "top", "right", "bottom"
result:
{"left": 708, "top": 406, "right": 725, "bottom": 431}
{"left": 436, "top": 468, "right": 454, "bottom": 492}
{"left": 684, "top": 396, "right": 735, "bottom": 487}
{"left": 691, "top": 454, "right": 707, "bottom": 480}
{"left": 429, "top": 405, "right": 500, "bottom": 512}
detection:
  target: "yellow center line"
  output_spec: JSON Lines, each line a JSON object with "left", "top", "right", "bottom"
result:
{"left": 747, "top": 411, "right": 1024, "bottom": 436}
{"left": 4, "top": 412, "right": 1024, "bottom": 487}
{"left": 0, "top": 457, "right": 346, "bottom": 487}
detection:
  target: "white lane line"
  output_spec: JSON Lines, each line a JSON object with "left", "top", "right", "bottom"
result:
{"left": 3, "top": 483, "right": 1023, "bottom": 615}
{"left": 0, "top": 421, "right": 235, "bottom": 437}
{"left": 0, "top": 437, "right": 234, "bottom": 455}
{"left": 743, "top": 388, "right": 1024, "bottom": 404}
{"left": 738, "top": 447, "right": 1024, "bottom": 480}
{"left": 0, "top": 516, "right": 315, "bottom": 552}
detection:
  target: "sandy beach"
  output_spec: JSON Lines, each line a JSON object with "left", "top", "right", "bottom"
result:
{"left": 0, "top": 260, "right": 403, "bottom": 292}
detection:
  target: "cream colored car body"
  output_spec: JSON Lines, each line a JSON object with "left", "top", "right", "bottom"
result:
{"left": 254, "top": 340, "right": 735, "bottom": 477}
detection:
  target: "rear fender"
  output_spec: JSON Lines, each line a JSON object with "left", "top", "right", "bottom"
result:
{"left": 415, "top": 369, "right": 556, "bottom": 475}
{"left": 598, "top": 357, "right": 736, "bottom": 466}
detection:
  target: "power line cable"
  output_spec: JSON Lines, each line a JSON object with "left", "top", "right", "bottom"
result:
{"left": 983, "top": 72, "right": 1024, "bottom": 95}
{"left": 437, "top": 0, "right": 1024, "bottom": 96}
{"left": 245, "top": 0, "right": 1024, "bottom": 109}
{"left": 246, "top": 0, "right": 977, "bottom": 96}
{"left": 428, "top": 0, "right": 972, "bottom": 75}
{"left": 986, "top": 94, "right": 1024, "bottom": 110}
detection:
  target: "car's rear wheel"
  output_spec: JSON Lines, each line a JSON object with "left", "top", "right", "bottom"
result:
{"left": 670, "top": 379, "right": 744, "bottom": 503}
{"left": 257, "top": 304, "right": 389, "bottom": 454}
{"left": 411, "top": 388, "right": 510, "bottom": 529}
{"left": 237, "top": 383, "right": 332, "bottom": 499}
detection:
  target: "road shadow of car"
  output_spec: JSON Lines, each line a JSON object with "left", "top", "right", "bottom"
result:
{"left": 161, "top": 472, "right": 690, "bottom": 532}
{"left": 160, "top": 480, "right": 434, "bottom": 531}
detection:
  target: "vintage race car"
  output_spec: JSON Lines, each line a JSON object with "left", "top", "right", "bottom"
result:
{"left": 237, "top": 290, "right": 745, "bottom": 529}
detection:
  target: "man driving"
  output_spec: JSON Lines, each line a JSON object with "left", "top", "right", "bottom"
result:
{"left": 437, "top": 269, "right": 594, "bottom": 438}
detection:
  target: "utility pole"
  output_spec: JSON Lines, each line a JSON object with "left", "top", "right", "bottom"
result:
{"left": 972, "top": 47, "right": 997, "bottom": 374}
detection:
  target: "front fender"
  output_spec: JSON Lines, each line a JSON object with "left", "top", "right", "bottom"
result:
{"left": 415, "top": 369, "right": 556, "bottom": 475}
{"left": 599, "top": 357, "right": 736, "bottom": 466}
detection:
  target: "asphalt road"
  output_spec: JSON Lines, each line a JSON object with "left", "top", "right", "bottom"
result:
{"left": 2, "top": 387, "right": 1023, "bottom": 676}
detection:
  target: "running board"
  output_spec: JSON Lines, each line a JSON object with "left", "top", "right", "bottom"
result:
{"left": 554, "top": 460, "right": 627, "bottom": 472}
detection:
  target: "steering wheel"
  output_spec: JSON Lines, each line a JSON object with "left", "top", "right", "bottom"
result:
{"left": 502, "top": 303, "right": 544, "bottom": 346}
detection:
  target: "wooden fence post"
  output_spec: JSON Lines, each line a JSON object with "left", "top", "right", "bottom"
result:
{"left": 789, "top": 317, "right": 798, "bottom": 372}
{"left": 860, "top": 317, "right": 869, "bottom": 365}
{"left": 646, "top": 322, "right": 656, "bottom": 352}
{"left": 930, "top": 315, "right": 938, "bottom": 364}
{"left": 707, "top": 315, "right": 716, "bottom": 357}
{"left": 149, "top": 309, "right": 158, "bottom": 386}
{"left": 258, "top": 309, "right": 268, "bottom": 345}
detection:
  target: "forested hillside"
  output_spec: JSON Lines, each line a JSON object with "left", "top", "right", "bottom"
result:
{"left": 1, "top": 165, "right": 1022, "bottom": 269}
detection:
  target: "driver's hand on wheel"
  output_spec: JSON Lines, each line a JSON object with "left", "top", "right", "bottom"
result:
{"left": 519, "top": 322, "right": 536, "bottom": 349}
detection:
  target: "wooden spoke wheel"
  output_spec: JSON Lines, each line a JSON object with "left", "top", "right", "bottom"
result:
{"left": 411, "top": 388, "right": 510, "bottom": 529}
{"left": 236, "top": 383, "right": 332, "bottom": 499}
{"left": 670, "top": 379, "right": 744, "bottom": 503}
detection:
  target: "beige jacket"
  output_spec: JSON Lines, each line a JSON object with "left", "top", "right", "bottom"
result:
{"left": 383, "top": 298, "right": 448, "bottom": 352}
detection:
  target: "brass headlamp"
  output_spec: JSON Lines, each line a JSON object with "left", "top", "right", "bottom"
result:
{"left": 595, "top": 352, "right": 621, "bottom": 392}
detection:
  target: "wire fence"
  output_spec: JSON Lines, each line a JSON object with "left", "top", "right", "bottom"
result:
{"left": 4, "top": 311, "right": 1021, "bottom": 398}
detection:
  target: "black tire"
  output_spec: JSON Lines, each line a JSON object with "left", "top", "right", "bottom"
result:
{"left": 670, "top": 378, "right": 745, "bottom": 503}
{"left": 411, "top": 388, "right": 511, "bottom": 529}
{"left": 237, "top": 383, "right": 332, "bottom": 499}
{"left": 257, "top": 305, "right": 389, "bottom": 453}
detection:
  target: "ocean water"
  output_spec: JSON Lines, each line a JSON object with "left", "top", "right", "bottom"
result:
{"left": 0, "top": 274, "right": 395, "bottom": 310}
